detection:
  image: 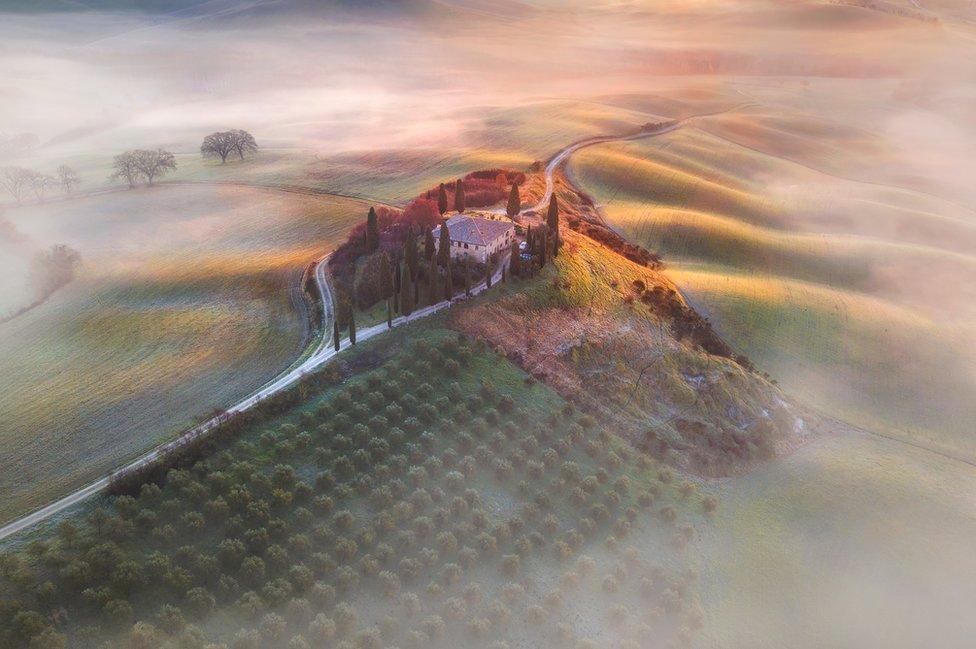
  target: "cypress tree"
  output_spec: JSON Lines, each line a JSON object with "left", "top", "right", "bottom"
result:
{"left": 546, "top": 194, "right": 560, "bottom": 256}
{"left": 424, "top": 228, "right": 437, "bottom": 262}
{"left": 401, "top": 275, "right": 414, "bottom": 316}
{"left": 445, "top": 258, "right": 454, "bottom": 300}
{"left": 506, "top": 183, "right": 520, "bottom": 218}
{"left": 413, "top": 273, "right": 420, "bottom": 304}
{"left": 464, "top": 257, "right": 471, "bottom": 296}
{"left": 509, "top": 241, "right": 520, "bottom": 277}
{"left": 437, "top": 183, "right": 448, "bottom": 215}
{"left": 365, "top": 207, "right": 380, "bottom": 253}
{"left": 349, "top": 312, "right": 357, "bottom": 345}
{"left": 405, "top": 228, "right": 419, "bottom": 279}
{"left": 437, "top": 219, "right": 451, "bottom": 268}
{"left": 387, "top": 298, "right": 392, "bottom": 329}
{"left": 454, "top": 179, "right": 465, "bottom": 213}
{"left": 393, "top": 262, "right": 401, "bottom": 313}
{"left": 333, "top": 320, "right": 340, "bottom": 352}
{"left": 427, "top": 265, "right": 438, "bottom": 305}
{"left": 486, "top": 257, "right": 493, "bottom": 288}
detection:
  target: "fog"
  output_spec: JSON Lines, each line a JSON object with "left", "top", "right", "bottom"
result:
{"left": 1, "top": 0, "right": 968, "bottom": 163}
{"left": 2, "top": 1, "right": 976, "bottom": 647}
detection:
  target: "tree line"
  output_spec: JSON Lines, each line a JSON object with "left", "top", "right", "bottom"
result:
{"left": 336, "top": 187, "right": 561, "bottom": 347}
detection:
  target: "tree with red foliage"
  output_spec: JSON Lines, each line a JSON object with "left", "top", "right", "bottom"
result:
{"left": 506, "top": 183, "right": 521, "bottom": 218}
{"left": 454, "top": 179, "right": 465, "bottom": 213}
{"left": 402, "top": 198, "right": 440, "bottom": 233}
{"left": 438, "top": 184, "right": 449, "bottom": 215}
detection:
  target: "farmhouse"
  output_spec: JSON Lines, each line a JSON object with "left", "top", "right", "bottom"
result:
{"left": 433, "top": 214, "right": 515, "bottom": 264}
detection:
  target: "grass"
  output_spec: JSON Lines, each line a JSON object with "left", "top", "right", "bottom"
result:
{"left": 0, "top": 184, "right": 372, "bottom": 523}
{"left": 568, "top": 117, "right": 976, "bottom": 457}
{"left": 450, "top": 226, "right": 792, "bottom": 477}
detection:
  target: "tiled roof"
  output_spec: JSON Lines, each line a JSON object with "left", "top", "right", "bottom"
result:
{"left": 434, "top": 215, "right": 514, "bottom": 246}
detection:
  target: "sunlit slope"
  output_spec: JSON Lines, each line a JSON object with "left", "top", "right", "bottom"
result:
{"left": 0, "top": 185, "right": 369, "bottom": 523}
{"left": 569, "top": 121, "right": 976, "bottom": 456}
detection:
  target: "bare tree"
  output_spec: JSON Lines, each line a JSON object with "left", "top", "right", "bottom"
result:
{"left": 133, "top": 149, "right": 176, "bottom": 185}
{"left": 1, "top": 166, "right": 35, "bottom": 204}
{"left": 30, "top": 172, "right": 56, "bottom": 202}
{"left": 111, "top": 152, "right": 141, "bottom": 189}
{"left": 56, "top": 165, "right": 80, "bottom": 195}
{"left": 230, "top": 129, "right": 258, "bottom": 160}
{"left": 201, "top": 131, "right": 235, "bottom": 163}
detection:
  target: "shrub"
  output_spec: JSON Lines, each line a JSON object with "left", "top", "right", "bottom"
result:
{"left": 378, "top": 571, "right": 401, "bottom": 598}
{"left": 400, "top": 592, "right": 421, "bottom": 617}
{"left": 262, "top": 578, "right": 294, "bottom": 606}
{"left": 500, "top": 554, "right": 520, "bottom": 577}
{"left": 186, "top": 587, "right": 216, "bottom": 618}
{"left": 466, "top": 616, "right": 491, "bottom": 638}
{"left": 288, "top": 635, "right": 310, "bottom": 649}
{"left": 404, "top": 630, "right": 430, "bottom": 649}
{"left": 354, "top": 628, "right": 382, "bottom": 649}
{"left": 260, "top": 613, "right": 286, "bottom": 640}
{"left": 421, "top": 615, "right": 446, "bottom": 638}
{"left": 232, "top": 629, "right": 262, "bottom": 649}
{"left": 487, "top": 599, "right": 510, "bottom": 623}
{"left": 439, "top": 562, "right": 463, "bottom": 585}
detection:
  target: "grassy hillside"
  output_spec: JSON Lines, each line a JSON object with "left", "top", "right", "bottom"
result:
{"left": 0, "top": 325, "right": 712, "bottom": 649}
{"left": 568, "top": 117, "right": 976, "bottom": 458}
{"left": 0, "top": 185, "right": 370, "bottom": 523}
{"left": 451, "top": 221, "right": 797, "bottom": 477}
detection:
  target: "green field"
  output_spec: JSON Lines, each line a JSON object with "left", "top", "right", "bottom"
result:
{"left": 0, "top": 185, "right": 371, "bottom": 523}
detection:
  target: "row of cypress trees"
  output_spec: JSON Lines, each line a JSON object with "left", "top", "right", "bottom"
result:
{"left": 342, "top": 180, "right": 561, "bottom": 349}
{"left": 437, "top": 180, "right": 465, "bottom": 215}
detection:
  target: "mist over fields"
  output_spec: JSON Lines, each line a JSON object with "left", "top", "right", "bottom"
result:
{"left": 1, "top": 1, "right": 976, "bottom": 647}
